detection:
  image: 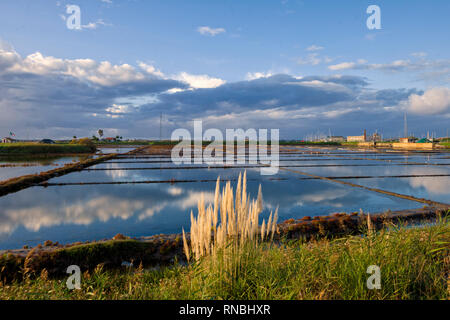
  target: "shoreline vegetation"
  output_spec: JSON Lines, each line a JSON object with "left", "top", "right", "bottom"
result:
{"left": 0, "top": 140, "right": 97, "bottom": 155}
{"left": 0, "top": 208, "right": 448, "bottom": 299}
{"left": 0, "top": 143, "right": 95, "bottom": 155}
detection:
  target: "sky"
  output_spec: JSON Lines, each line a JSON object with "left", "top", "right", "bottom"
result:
{"left": 0, "top": 0, "right": 449, "bottom": 140}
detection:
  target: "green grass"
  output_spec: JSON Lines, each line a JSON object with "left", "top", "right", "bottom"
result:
{"left": 439, "top": 142, "right": 450, "bottom": 148}
{"left": 341, "top": 141, "right": 360, "bottom": 146}
{"left": 1, "top": 218, "right": 448, "bottom": 300}
{"left": 0, "top": 143, "right": 96, "bottom": 155}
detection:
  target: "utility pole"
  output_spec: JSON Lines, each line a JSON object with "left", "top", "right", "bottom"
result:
{"left": 404, "top": 112, "right": 408, "bottom": 138}
{"left": 159, "top": 112, "right": 162, "bottom": 141}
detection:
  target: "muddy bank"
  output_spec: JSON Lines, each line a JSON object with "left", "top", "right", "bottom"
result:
{"left": 1, "top": 206, "right": 448, "bottom": 282}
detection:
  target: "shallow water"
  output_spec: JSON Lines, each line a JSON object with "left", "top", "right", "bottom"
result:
{"left": 0, "top": 146, "right": 449, "bottom": 250}
{"left": 0, "top": 155, "right": 92, "bottom": 182}
{"left": 0, "top": 146, "right": 136, "bottom": 182}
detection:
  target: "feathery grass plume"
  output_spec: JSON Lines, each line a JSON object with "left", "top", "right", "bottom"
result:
{"left": 183, "top": 171, "right": 278, "bottom": 262}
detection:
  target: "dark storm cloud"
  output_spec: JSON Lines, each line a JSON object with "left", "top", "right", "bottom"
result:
{"left": 140, "top": 74, "right": 368, "bottom": 117}
{"left": 371, "top": 88, "right": 423, "bottom": 106}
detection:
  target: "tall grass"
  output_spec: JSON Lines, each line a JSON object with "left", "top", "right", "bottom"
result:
{"left": 182, "top": 171, "right": 278, "bottom": 295}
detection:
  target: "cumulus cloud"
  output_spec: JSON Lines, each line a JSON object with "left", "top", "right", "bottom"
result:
{"left": 173, "top": 72, "right": 226, "bottom": 89}
{"left": 1, "top": 48, "right": 151, "bottom": 86}
{"left": 197, "top": 26, "right": 226, "bottom": 36}
{"left": 406, "top": 88, "right": 450, "bottom": 115}
{"left": 245, "top": 71, "right": 273, "bottom": 80}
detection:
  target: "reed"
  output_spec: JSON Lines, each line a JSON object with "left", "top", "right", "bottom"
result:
{"left": 182, "top": 171, "right": 278, "bottom": 292}
{"left": 183, "top": 171, "right": 277, "bottom": 262}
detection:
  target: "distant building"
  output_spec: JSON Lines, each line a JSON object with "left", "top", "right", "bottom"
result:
{"left": 103, "top": 137, "right": 117, "bottom": 142}
{"left": 328, "top": 136, "right": 345, "bottom": 142}
{"left": 399, "top": 137, "right": 416, "bottom": 143}
{"left": 1, "top": 137, "right": 16, "bottom": 143}
{"left": 347, "top": 130, "right": 367, "bottom": 142}
{"left": 371, "top": 133, "right": 382, "bottom": 142}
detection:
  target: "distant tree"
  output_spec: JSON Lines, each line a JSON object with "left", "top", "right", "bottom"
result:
{"left": 98, "top": 129, "right": 104, "bottom": 139}
{"left": 73, "top": 136, "right": 77, "bottom": 139}
{"left": 92, "top": 135, "right": 99, "bottom": 141}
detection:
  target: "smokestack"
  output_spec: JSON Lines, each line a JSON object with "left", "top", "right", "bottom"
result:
{"left": 364, "top": 129, "right": 366, "bottom": 141}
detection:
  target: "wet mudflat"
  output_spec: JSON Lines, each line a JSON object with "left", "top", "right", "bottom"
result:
{"left": 0, "top": 146, "right": 449, "bottom": 250}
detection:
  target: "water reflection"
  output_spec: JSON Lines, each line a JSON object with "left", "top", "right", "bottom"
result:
{"left": 0, "top": 172, "right": 420, "bottom": 249}
{"left": 1, "top": 147, "right": 449, "bottom": 250}
{"left": 0, "top": 154, "right": 92, "bottom": 181}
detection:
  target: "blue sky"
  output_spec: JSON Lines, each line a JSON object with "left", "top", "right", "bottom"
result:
{"left": 0, "top": 0, "right": 449, "bottom": 139}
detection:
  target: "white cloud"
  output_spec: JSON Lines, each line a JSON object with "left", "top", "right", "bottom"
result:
{"left": 290, "top": 80, "right": 351, "bottom": 93}
{"left": 138, "top": 62, "right": 165, "bottom": 78}
{"left": 0, "top": 47, "right": 152, "bottom": 86}
{"left": 328, "top": 58, "right": 448, "bottom": 73}
{"left": 406, "top": 87, "right": 450, "bottom": 115}
{"left": 328, "top": 62, "right": 357, "bottom": 71}
{"left": 306, "top": 45, "right": 324, "bottom": 52}
{"left": 80, "top": 19, "right": 111, "bottom": 30}
{"left": 106, "top": 104, "right": 133, "bottom": 114}
{"left": 197, "top": 26, "right": 226, "bottom": 36}
{"left": 245, "top": 71, "right": 273, "bottom": 80}
{"left": 173, "top": 72, "right": 226, "bottom": 88}
{"left": 297, "top": 53, "right": 321, "bottom": 66}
